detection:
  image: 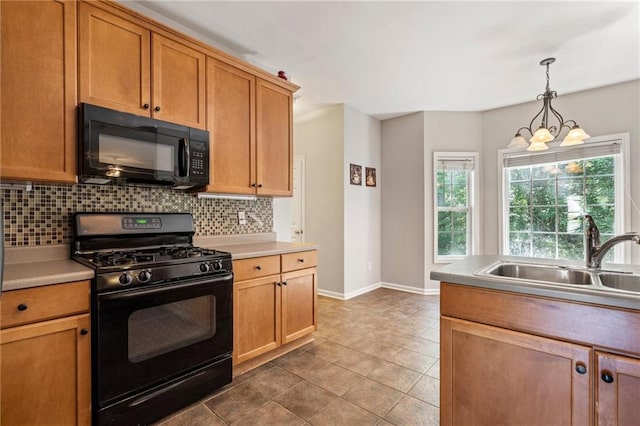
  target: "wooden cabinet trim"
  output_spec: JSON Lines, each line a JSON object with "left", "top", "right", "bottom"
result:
{"left": 1, "top": 281, "right": 90, "bottom": 329}
{"left": 441, "top": 282, "right": 640, "bottom": 355}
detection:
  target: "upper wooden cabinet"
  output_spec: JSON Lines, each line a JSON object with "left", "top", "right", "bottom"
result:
{"left": 0, "top": 0, "right": 77, "bottom": 183}
{"left": 78, "top": 2, "right": 206, "bottom": 129}
{"left": 256, "top": 79, "right": 293, "bottom": 196}
{"left": 205, "top": 59, "right": 293, "bottom": 196}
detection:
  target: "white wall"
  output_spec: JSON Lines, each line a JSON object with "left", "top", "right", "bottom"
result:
{"left": 343, "top": 105, "right": 381, "bottom": 297}
{"left": 294, "top": 105, "right": 345, "bottom": 294}
{"left": 381, "top": 112, "right": 425, "bottom": 291}
{"left": 482, "top": 80, "right": 640, "bottom": 257}
{"left": 423, "top": 112, "right": 483, "bottom": 288}
{"left": 272, "top": 197, "right": 292, "bottom": 241}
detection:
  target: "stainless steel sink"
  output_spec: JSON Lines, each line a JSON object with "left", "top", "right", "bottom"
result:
{"left": 484, "top": 262, "right": 595, "bottom": 285}
{"left": 597, "top": 273, "right": 640, "bottom": 293}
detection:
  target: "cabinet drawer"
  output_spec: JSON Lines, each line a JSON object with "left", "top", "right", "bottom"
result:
{"left": 1, "top": 281, "right": 90, "bottom": 329}
{"left": 234, "top": 256, "right": 281, "bottom": 281}
{"left": 282, "top": 250, "right": 318, "bottom": 272}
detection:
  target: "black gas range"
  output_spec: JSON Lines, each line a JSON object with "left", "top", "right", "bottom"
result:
{"left": 72, "top": 212, "right": 233, "bottom": 426}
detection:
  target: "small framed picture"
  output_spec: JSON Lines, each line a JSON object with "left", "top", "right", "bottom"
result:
{"left": 350, "top": 163, "right": 362, "bottom": 185}
{"left": 365, "top": 167, "right": 376, "bottom": 187}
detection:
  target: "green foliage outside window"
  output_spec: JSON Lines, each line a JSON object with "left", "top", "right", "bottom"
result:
{"left": 507, "top": 156, "right": 616, "bottom": 261}
{"left": 437, "top": 170, "right": 469, "bottom": 257}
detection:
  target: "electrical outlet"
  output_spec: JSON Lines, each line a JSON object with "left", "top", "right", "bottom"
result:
{"left": 238, "top": 211, "right": 246, "bottom": 225}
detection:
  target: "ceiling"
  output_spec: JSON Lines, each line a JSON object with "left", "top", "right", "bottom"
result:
{"left": 127, "top": 0, "right": 640, "bottom": 120}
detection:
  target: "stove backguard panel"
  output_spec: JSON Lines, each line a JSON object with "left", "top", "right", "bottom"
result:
{"left": 2, "top": 184, "right": 272, "bottom": 246}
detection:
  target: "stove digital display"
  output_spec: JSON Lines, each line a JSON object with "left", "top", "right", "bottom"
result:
{"left": 122, "top": 217, "right": 162, "bottom": 229}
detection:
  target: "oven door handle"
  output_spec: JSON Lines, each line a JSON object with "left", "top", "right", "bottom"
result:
{"left": 99, "top": 273, "right": 233, "bottom": 301}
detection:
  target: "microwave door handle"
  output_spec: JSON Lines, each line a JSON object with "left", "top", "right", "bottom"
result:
{"left": 178, "top": 138, "right": 189, "bottom": 177}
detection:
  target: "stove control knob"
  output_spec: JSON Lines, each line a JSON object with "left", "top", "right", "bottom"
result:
{"left": 119, "top": 273, "right": 133, "bottom": 286}
{"left": 212, "top": 260, "right": 223, "bottom": 271}
{"left": 199, "top": 263, "right": 210, "bottom": 273}
{"left": 138, "top": 270, "right": 152, "bottom": 283}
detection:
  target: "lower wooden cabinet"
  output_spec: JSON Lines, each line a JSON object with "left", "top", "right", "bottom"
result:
{"left": 440, "top": 282, "right": 640, "bottom": 426}
{"left": 596, "top": 351, "right": 640, "bottom": 425}
{"left": 0, "top": 281, "right": 91, "bottom": 426}
{"left": 441, "top": 317, "right": 591, "bottom": 425}
{"left": 233, "top": 250, "right": 318, "bottom": 366}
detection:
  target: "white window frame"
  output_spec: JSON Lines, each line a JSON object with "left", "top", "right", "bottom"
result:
{"left": 498, "top": 133, "right": 630, "bottom": 263}
{"left": 433, "top": 151, "right": 480, "bottom": 263}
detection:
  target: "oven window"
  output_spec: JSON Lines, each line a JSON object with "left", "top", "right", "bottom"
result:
{"left": 128, "top": 295, "right": 216, "bottom": 363}
{"left": 99, "top": 133, "right": 174, "bottom": 172}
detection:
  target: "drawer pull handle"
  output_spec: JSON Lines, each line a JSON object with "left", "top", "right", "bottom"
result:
{"left": 298, "top": 258, "right": 304, "bottom": 263}
{"left": 255, "top": 265, "right": 262, "bottom": 271}
{"left": 575, "top": 363, "right": 587, "bottom": 375}
{"left": 17, "top": 303, "right": 28, "bottom": 311}
{"left": 80, "top": 328, "right": 89, "bottom": 336}
{"left": 601, "top": 372, "right": 614, "bottom": 383}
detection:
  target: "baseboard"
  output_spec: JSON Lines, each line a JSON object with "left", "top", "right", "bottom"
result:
{"left": 381, "top": 282, "right": 440, "bottom": 296}
{"left": 318, "top": 281, "right": 439, "bottom": 300}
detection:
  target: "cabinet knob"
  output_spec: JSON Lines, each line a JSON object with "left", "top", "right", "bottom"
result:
{"left": 143, "top": 103, "right": 150, "bottom": 109}
{"left": 297, "top": 258, "right": 305, "bottom": 263}
{"left": 282, "top": 281, "right": 287, "bottom": 286}
{"left": 80, "top": 328, "right": 89, "bottom": 336}
{"left": 601, "top": 371, "right": 614, "bottom": 383}
{"left": 154, "top": 106, "right": 161, "bottom": 112}
{"left": 251, "top": 183, "right": 257, "bottom": 188}
{"left": 17, "top": 303, "right": 28, "bottom": 311}
{"left": 257, "top": 184, "right": 263, "bottom": 188}
{"left": 575, "top": 363, "right": 587, "bottom": 375}
{"left": 255, "top": 265, "right": 262, "bottom": 271}
{"left": 277, "top": 282, "right": 282, "bottom": 287}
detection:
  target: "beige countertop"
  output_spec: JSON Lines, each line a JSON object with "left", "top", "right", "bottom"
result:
{"left": 2, "top": 245, "right": 94, "bottom": 292}
{"left": 431, "top": 255, "right": 640, "bottom": 311}
{"left": 2, "top": 235, "right": 318, "bottom": 292}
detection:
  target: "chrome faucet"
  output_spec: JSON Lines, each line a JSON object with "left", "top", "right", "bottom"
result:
{"left": 584, "top": 214, "right": 640, "bottom": 268}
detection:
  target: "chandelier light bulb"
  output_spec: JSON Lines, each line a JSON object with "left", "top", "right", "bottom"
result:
{"left": 530, "top": 127, "right": 554, "bottom": 144}
{"left": 508, "top": 133, "right": 529, "bottom": 149}
{"left": 527, "top": 140, "right": 549, "bottom": 151}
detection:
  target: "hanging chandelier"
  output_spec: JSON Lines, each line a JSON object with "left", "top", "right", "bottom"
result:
{"left": 508, "top": 57, "right": 590, "bottom": 151}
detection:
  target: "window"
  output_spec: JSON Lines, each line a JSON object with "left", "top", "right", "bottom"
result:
{"left": 501, "top": 135, "right": 629, "bottom": 263}
{"left": 433, "top": 152, "right": 479, "bottom": 262}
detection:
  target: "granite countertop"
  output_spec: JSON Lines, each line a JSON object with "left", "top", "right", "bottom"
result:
{"left": 431, "top": 255, "right": 640, "bottom": 311}
{"left": 2, "top": 245, "right": 94, "bottom": 292}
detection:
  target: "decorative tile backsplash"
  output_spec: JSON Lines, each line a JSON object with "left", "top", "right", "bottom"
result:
{"left": 2, "top": 184, "right": 272, "bottom": 246}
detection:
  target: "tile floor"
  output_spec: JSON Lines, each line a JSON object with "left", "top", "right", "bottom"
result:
{"left": 157, "top": 288, "right": 441, "bottom": 425}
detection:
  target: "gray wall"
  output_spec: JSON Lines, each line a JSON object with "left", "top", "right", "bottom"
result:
{"left": 295, "top": 105, "right": 345, "bottom": 295}
{"left": 381, "top": 112, "right": 425, "bottom": 290}
{"left": 481, "top": 80, "right": 640, "bottom": 258}
{"left": 424, "top": 111, "right": 483, "bottom": 288}
{"left": 344, "top": 105, "right": 381, "bottom": 296}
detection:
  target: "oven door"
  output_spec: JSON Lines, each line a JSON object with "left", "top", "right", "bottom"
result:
{"left": 95, "top": 273, "right": 232, "bottom": 406}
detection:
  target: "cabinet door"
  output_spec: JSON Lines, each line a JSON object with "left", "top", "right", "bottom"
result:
{"left": 1, "top": 314, "right": 91, "bottom": 426}
{"left": 596, "top": 351, "right": 640, "bottom": 425}
{"left": 233, "top": 275, "right": 281, "bottom": 365}
{"left": 281, "top": 267, "right": 317, "bottom": 344}
{"left": 255, "top": 79, "right": 293, "bottom": 196}
{"left": 205, "top": 59, "right": 256, "bottom": 194}
{"left": 441, "top": 317, "right": 591, "bottom": 426}
{"left": 0, "top": 0, "right": 76, "bottom": 183}
{"left": 152, "top": 34, "right": 206, "bottom": 129}
{"left": 78, "top": 3, "right": 151, "bottom": 116}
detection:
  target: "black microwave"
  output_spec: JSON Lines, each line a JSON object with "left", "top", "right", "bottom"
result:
{"left": 79, "top": 103, "right": 209, "bottom": 189}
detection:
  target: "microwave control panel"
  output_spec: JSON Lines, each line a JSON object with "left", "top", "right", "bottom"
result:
{"left": 189, "top": 140, "right": 208, "bottom": 178}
